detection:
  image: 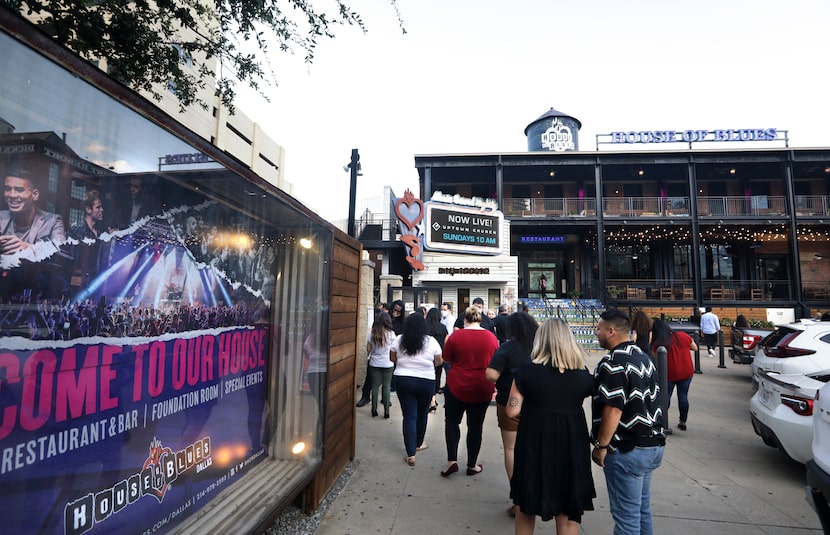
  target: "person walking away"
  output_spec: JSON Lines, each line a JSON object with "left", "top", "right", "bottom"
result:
{"left": 630, "top": 310, "right": 653, "bottom": 357}
{"left": 390, "top": 313, "right": 442, "bottom": 466}
{"left": 426, "top": 307, "right": 448, "bottom": 412}
{"left": 700, "top": 306, "right": 720, "bottom": 358}
{"left": 507, "top": 318, "right": 595, "bottom": 535}
{"left": 367, "top": 312, "right": 396, "bottom": 418}
{"left": 492, "top": 304, "right": 510, "bottom": 344}
{"left": 485, "top": 311, "right": 539, "bottom": 517}
{"left": 651, "top": 319, "right": 698, "bottom": 431}
{"left": 440, "top": 306, "right": 499, "bottom": 477}
{"left": 357, "top": 302, "right": 391, "bottom": 408}
{"left": 592, "top": 308, "right": 665, "bottom": 535}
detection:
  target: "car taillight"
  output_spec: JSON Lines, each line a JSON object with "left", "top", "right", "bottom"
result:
{"left": 763, "top": 332, "right": 816, "bottom": 358}
{"left": 742, "top": 334, "right": 762, "bottom": 350}
{"left": 780, "top": 394, "right": 814, "bottom": 416}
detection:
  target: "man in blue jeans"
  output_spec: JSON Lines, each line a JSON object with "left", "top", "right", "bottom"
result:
{"left": 591, "top": 308, "right": 666, "bottom": 534}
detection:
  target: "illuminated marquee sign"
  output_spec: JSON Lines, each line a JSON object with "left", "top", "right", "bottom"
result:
{"left": 424, "top": 203, "right": 503, "bottom": 255}
{"left": 599, "top": 128, "right": 786, "bottom": 146}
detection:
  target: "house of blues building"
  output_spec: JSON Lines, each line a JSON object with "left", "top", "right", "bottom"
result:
{"left": 413, "top": 108, "right": 830, "bottom": 320}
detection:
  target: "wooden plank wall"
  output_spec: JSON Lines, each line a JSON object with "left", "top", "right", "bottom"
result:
{"left": 303, "top": 234, "right": 361, "bottom": 509}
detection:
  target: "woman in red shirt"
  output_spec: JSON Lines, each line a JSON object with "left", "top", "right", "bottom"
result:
{"left": 652, "top": 319, "right": 698, "bottom": 431}
{"left": 440, "top": 306, "right": 499, "bottom": 477}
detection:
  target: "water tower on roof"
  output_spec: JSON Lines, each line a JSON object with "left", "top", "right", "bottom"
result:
{"left": 524, "top": 107, "right": 581, "bottom": 152}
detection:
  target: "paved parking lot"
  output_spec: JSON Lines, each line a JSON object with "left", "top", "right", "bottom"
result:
{"left": 316, "top": 352, "right": 823, "bottom": 534}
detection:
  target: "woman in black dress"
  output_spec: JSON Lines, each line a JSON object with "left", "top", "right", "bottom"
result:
{"left": 507, "top": 318, "right": 595, "bottom": 535}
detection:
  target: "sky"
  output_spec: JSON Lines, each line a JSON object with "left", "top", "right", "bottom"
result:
{"left": 235, "top": 0, "right": 830, "bottom": 224}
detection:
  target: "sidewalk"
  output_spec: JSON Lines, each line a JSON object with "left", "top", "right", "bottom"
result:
{"left": 316, "top": 353, "right": 823, "bottom": 534}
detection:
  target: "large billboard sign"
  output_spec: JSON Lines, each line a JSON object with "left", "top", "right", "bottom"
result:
{"left": 423, "top": 203, "right": 503, "bottom": 255}
{"left": 0, "top": 168, "right": 272, "bottom": 534}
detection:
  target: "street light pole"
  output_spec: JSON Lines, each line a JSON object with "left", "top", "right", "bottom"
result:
{"left": 347, "top": 148, "right": 359, "bottom": 237}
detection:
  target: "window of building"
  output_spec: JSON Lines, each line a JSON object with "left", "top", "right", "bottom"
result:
{"left": 48, "top": 163, "right": 59, "bottom": 191}
{"left": 70, "top": 179, "right": 86, "bottom": 200}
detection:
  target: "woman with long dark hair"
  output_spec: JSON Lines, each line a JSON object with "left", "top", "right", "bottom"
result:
{"left": 631, "top": 310, "right": 653, "bottom": 356}
{"left": 390, "top": 313, "right": 443, "bottom": 466}
{"left": 426, "top": 307, "right": 449, "bottom": 412}
{"left": 367, "top": 312, "right": 396, "bottom": 418}
{"left": 652, "top": 319, "right": 698, "bottom": 431}
{"left": 486, "top": 312, "right": 539, "bottom": 517}
{"left": 440, "top": 306, "right": 499, "bottom": 477}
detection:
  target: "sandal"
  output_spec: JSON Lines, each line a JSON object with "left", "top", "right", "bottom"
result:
{"left": 677, "top": 422, "right": 687, "bottom": 431}
{"left": 405, "top": 456, "right": 416, "bottom": 466}
{"left": 416, "top": 443, "right": 429, "bottom": 451}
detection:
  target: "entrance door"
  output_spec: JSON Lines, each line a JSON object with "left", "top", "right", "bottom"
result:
{"left": 457, "top": 288, "right": 470, "bottom": 314}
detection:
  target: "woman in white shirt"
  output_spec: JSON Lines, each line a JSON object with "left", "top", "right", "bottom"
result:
{"left": 390, "top": 313, "right": 443, "bottom": 466}
{"left": 367, "top": 312, "right": 396, "bottom": 418}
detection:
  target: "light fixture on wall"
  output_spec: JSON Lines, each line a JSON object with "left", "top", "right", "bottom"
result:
{"left": 637, "top": 168, "right": 645, "bottom": 176}
{"left": 729, "top": 167, "right": 737, "bottom": 174}
{"left": 549, "top": 170, "right": 556, "bottom": 177}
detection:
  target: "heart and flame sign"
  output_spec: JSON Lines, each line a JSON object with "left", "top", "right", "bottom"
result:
{"left": 395, "top": 190, "right": 424, "bottom": 271}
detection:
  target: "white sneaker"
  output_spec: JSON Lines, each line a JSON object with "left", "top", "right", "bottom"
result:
{"left": 708, "top": 349, "right": 715, "bottom": 358}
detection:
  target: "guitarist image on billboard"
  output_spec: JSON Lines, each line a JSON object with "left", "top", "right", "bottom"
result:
{"left": 539, "top": 274, "right": 548, "bottom": 299}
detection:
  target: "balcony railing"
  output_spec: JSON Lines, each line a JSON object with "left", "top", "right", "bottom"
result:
{"left": 503, "top": 198, "right": 597, "bottom": 217}
{"left": 504, "top": 196, "right": 830, "bottom": 219}
{"left": 355, "top": 218, "right": 400, "bottom": 241}
{"left": 794, "top": 195, "right": 830, "bottom": 216}
{"left": 604, "top": 279, "right": 793, "bottom": 302}
{"left": 697, "top": 196, "right": 787, "bottom": 217}
{"left": 602, "top": 197, "right": 690, "bottom": 217}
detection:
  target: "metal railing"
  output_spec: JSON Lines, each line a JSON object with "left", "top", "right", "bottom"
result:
{"left": 602, "top": 197, "right": 690, "bottom": 217}
{"left": 697, "top": 196, "right": 787, "bottom": 217}
{"left": 603, "top": 279, "right": 795, "bottom": 302}
{"left": 354, "top": 218, "right": 400, "bottom": 241}
{"left": 502, "top": 198, "right": 597, "bottom": 217}
{"left": 794, "top": 195, "right": 830, "bottom": 216}
{"left": 501, "top": 196, "right": 830, "bottom": 219}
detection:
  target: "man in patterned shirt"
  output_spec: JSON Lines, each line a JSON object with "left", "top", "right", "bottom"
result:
{"left": 591, "top": 308, "right": 665, "bottom": 535}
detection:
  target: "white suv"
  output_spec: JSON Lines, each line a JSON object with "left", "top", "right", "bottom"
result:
{"left": 806, "top": 380, "right": 830, "bottom": 530}
{"left": 752, "top": 320, "right": 830, "bottom": 388}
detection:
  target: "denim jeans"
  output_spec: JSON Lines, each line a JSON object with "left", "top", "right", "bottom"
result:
{"left": 603, "top": 445, "right": 665, "bottom": 535}
{"left": 667, "top": 376, "right": 692, "bottom": 423}
{"left": 395, "top": 375, "right": 435, "bottom": 456}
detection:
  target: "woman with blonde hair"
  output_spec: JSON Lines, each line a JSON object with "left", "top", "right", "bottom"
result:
{"left": 507, "top": 319, "right": 595, "bottom": 535}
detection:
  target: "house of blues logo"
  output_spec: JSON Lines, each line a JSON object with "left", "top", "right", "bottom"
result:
{"left": 63, "top": 436, "right": 211, "bottom": 535}
{"left": 541, "top": 118, "right": 575, "bottom": 152}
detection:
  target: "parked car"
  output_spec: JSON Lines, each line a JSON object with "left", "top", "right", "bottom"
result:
{"left": 806, "top": 379, "right": 830, "bottom": 531}
{"left": 750, "top": 369, "right": 830, "bottom": 463}
{"left": 729, "top": 324, "right": 772, "bottom": 365}
{"left": 751, "top": 319, "right": 830, "bottom": 390}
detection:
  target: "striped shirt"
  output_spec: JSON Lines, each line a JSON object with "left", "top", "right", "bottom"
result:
{"left": 591, "top": 342, "right": 665, "bottom": 452}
